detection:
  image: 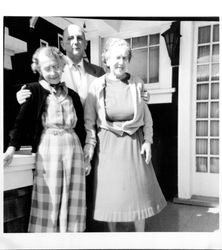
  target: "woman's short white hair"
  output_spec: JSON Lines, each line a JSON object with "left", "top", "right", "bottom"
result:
{"left": 31, "top": 46, "right": 66, "bottom": 73}
{"left": 102, "top": 38, "right": 132, "bottom": 68}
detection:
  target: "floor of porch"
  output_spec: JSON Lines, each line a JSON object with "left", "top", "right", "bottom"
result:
{"left": 89, "top": 201, "right": 220, "bottom": 232}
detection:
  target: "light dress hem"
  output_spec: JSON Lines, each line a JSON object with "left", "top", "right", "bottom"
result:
{"left": 93, "top": 199, "right": 167, "bottom": 222}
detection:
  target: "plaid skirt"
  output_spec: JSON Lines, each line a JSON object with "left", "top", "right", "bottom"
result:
{"left": 28, "top": 128, "right": 86, "bottom": 232}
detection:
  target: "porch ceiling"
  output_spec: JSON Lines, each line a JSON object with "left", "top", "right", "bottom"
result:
{"left": 42, "top": 17, "right": 122, "bottom": 34}
{"left": 41, "top": 16, "right": 170, "bottom": 37}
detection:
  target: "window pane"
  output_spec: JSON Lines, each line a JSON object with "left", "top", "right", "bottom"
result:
{"left": 210, "top": 121, "right": 219, "bottom": 136}
{"left": 211, "top": 82, "right": 219, "bottom": 99}
{"left": 198, "top": 26, "right": 211, "bottom": 44}
{"left": 197, "top": 65, "right": 209, "bottom": 82}
{"left": 195, "top": 24, "right": 220, "bottom": 177}
{"left": 125, "top": 38, "right": 131, "bottom": 45}
{"left": 213, "top": 24, "right": 219, "bottom": 42}
{"left": 212, "top": 44, "right": 219, "bottom": 63}
{"left": 149, "top": 34, "right": 159, "bottom": 45}
{"left": 101, "top": 37, "right": 106, "bottom": 51}
{"left": 197, "top": 45, "right": 210, "bottom": 63}
{"left": 196, "top": 121, "right": 208, "bottom": 136}
{"left": 197, "top": 84, "right": 209, "bottom": 100}
{"left": 129, "top": 48, "right": 147, "bottom": 83}
{"left": 210, "top": 139, "right": 219, "bottom": 155}
{"left": 210, "top": 157, "right": 219, "bottom": 173}
{"left": 196, "top": 139, "right": 208, "bottom": 154}
{"left": 149, "top": 46, "right": 159, "bottom": 83}
{"left": 210, "top": 102, "right": 219, "bottom": 118}
{"left": 197, "top": 103, "right": 208, "bottom": 118}
{"left": 132, "top": 36, "right": 147, "bottom": 48}
{"left": 196, "top": 157, "right": 208, "bottom": 172}
{"left": 211, "top": 63, "right": 219, "bottom": 81}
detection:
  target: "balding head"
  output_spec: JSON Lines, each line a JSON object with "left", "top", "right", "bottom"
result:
{"left": 63, "top": 24, "right": 86, "bottom": 41}
{"left": 61, "top": 24, "right": 87, "bottom": 63}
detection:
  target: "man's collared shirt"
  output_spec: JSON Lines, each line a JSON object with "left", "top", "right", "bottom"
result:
{"left": 61, "top": 56, "right": 97, "bottom": 106}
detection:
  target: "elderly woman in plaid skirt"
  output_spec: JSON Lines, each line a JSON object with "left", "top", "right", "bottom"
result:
{"left": 4, "top": 46, "right": 87, "bottom": 232}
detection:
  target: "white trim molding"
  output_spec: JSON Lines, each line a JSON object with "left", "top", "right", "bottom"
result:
{"left": 178, "top": 21, "right": 194, "bottom": 199}
{"left": 4, "top": 27, "right": 27, "bottom": 70}
{"left": 4, "top": 154, "right": 35, "bottom": 191}
{"left": 146, "top": 88, "right": 176, "bottom": 104}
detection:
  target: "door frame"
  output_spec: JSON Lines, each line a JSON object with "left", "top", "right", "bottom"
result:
{"left": 178, "top": 21, "right": 219, "bottom": 199}
{"left": 191, "top": 21, "right": 219, "bottom": 197}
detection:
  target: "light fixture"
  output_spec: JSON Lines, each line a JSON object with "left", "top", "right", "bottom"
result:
{"left": 161, "top": 21, "right": 181, "bottom": 66}
{"left": 30, "top": 16, "right": 39, "bottom": 29}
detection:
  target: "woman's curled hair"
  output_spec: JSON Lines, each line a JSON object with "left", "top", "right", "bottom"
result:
{"left": 102, "top": 38, "right": 132, "bottom": 68}
{"left": 31, "top": 46, "right": 66, "bottom": 73}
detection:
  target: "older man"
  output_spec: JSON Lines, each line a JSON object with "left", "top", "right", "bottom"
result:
{"left": 17, "top": 24, "right": 105, "bottom": 105}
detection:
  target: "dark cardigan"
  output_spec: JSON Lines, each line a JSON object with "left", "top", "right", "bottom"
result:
{"left": 9, "top": 82, "right": 86, "bottom": 153}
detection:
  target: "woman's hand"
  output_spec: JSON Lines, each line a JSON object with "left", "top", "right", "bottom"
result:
{"left": 4, "top": 146, "right": 15, "bottom": 167}
{"left": 84, "top": 162, "right": 92, "bottom": 176}
{"left": 141, "top": 89, "right": 150, "bottom": 103}
{"left": 16, "top": 85, "right": 31, "bottom": 104}
{"left": 83, "top": 144, "right": 94, "bottom": 175}
{"left": 140, "top": 141, "right": 151, "bottom": 164}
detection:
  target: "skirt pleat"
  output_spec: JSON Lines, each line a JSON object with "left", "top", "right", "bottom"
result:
{"left": 93, "top": 128, "right": 167, "bottom": 222}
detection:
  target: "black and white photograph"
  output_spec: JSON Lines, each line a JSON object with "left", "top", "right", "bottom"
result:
{"left": 1, "top": 1, "right": 221, "bottom": 249}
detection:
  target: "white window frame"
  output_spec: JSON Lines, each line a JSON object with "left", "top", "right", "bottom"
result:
{"left": 40, "top": 39, "right": 48, "bottom": 47}
{"left": 178, "top": 21, "right": 219, "bottom": 199}
{"left": 192, "top": 21, "right": 220, "bottom": 174}
{"left": 191, "top": 21, "right": 219, "bottom": 197}
{"left": 57, "top": 33, "right": 63, "bottom": 50}
{"left": 126, "top": 34, "right": 160, "bottom": 88}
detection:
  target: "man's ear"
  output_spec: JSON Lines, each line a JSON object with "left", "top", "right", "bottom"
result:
{"left": 61, "top": 40, "right": 65, "bottom": 50}
{"left": 84, "top": 40, "right": 88, "bottom": 50}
